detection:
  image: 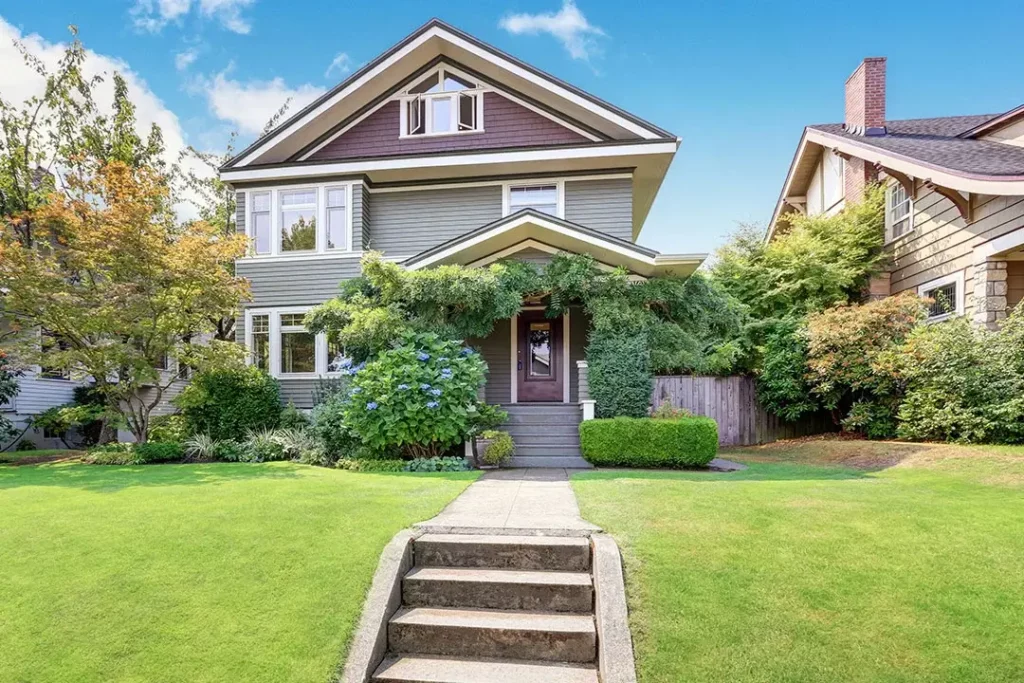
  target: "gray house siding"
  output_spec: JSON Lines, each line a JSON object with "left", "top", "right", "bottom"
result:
{"left": 360, "top": 184, "right": 371, "bottom": 250}
{"left": 366, "top": 185, "right": 503, "bottom": 255}
{"left": 236, "top": 192, "right": 245, "bottom": 234}
{"left": 308, "top": 93, "right": 588, "bottom": 162}
{"left": 350, "top": 181, "right": 366, "bottom": 249}
{"left": 470, "top": 318, "right": 512, "bottom": 405}
{"left": 236, "top": 258, "right": 362, "bottom": 307}
{"left": 279, "top": 380, "right": 321, "bottom": 409}
{"left": 564, "top": 177, "right": 633, "bottom": 242}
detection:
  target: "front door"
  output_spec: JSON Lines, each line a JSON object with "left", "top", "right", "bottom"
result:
{"left": 517, "top": 310, "right": 562, "bottom": 402}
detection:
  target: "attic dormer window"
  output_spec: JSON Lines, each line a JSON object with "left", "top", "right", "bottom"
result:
{"left": 400, "top": 67, "right": 484, "bottom": 137}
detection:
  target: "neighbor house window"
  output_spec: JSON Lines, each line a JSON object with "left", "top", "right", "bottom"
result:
{"left": 39, "top": 331, "right": 72, "bottom": 380}
{"left": 280, "top": 189, "right": 317, "bottom": 252}
{"left": 887, "top": 182, "right": 913, "bottom": 240}
{"left": 251, "top": 314, "right": 270, "bottom": 371}
{"left": 402, "top": 67, "right": 482, "bottom": 137}
{"left": 508, "top": 184, "right": 559, "bottom": 217}
{"left": 325, "top": 187, "right": 348, "bottom": 251}
{"left": 918, "top": 272, "right": 963, "bottom": 321}
{"left": 251, "top": 192, "right": 271, "bottom": 255}
{"left": 279, "top": 313, "right": 315, "bottom": 374}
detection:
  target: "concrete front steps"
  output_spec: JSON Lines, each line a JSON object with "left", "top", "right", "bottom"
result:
{"left": 500, "top": 403, "right": 590, "bottom": 469}
{"left": 372, "top": 533, "right": 598, "bottom": 683}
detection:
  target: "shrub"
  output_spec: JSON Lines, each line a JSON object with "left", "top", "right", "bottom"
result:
{"left": 175, "top": 365, "right": 281, "bottom": 441}
{"left": 15, "top": 439, "right": 38, "bottom": 451}
{"left": 756, "top": 321, "right": 819, "bottom": 421}
{"left": 405, "top": 456, "right": 471, "bottom": 472}
{"left": 650, "top": 400, "right": 692, "bottom": 419}
{"left": 86, "top": 443, "right": 142, "bottom": 465}
{"left": 336, "top": 458, "right": 407, "bottom": 472}
{"left": 579, "top": 416, "right": 718, "bottom": 468}
{"left": 588, "top": 331, "right": 652, "bottom": 418}
{"left": 134, "top": 441, "right": 184, "bottom": 463}
{"left": 149, "top": 414, "right": 188, "bottom": 444}
{"left": 310, "top": 390, "right": 357, "bottom": 459}
{"left": 343, "top": 333, "right": 487, "bottom": 458}
{"left": 278, "top": 402, "right": 311, "bottom": 430}
{"left": 480, "top": 429, "right": 514, "bottom": 466}
{"left": 240, "top": 428, "right": 287, "bottom": 463}
{"left": 183, "top": 433, "right": 217, "bottom": 462}
{"left": 213, "top": 439, "right": 245, "bottom": 462}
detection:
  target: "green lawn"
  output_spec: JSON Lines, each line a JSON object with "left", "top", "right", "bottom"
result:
{"left": 572, "top": 439, "right": 1024, "bottom": 683}
{"left": 0, "top": 462, "right": 476, "bottom": 683}
{"left": 0, "top": 448, "right": 82, "bottom": 464}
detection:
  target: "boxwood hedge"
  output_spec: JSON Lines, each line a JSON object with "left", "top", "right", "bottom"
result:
{"left": 579, "top": 416, "right": 718, "bottom": 468}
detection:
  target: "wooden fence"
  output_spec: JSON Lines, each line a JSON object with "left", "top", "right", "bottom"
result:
{"left": 651, "top": 375, "right": 834, "bottom": 447}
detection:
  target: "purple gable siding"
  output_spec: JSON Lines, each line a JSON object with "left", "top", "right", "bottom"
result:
{"left": 307, "top": 92, "right": 589, "bottom": 161}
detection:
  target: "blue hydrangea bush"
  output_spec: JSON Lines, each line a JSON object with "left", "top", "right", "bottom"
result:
{"left": 342, "top": 332, "right": 487, "bottom": 458}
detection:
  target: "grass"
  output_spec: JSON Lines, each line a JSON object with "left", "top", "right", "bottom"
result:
{"left": 0, "top": 448, "right": 83, "bottom": 464}
{"left": 572, "top": 438, "right": 1024, "bottom": 683}
{"left": 0, "top": 462, "right": 476, "bottom": 683}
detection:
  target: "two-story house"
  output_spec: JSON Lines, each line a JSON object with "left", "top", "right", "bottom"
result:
{"left": 768, "top": 57, "right": 1024, "bottom": 327}
{"left": 218, "top": 19, "right": 702, "bottom": 467}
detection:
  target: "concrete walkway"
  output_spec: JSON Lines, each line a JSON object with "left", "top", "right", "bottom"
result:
{"left": 416, "top": 468, "right": 600, "bottom": 537}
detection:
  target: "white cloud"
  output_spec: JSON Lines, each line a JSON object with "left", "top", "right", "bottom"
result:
{"left": 325, "top": 52, "right": 352, "bottom": 79}
{"left": 499, "top": 0, "right": 605, "bottom": 61}
{"left": 198, "top": 65, "right": 324, "bottom": 135}
{"left": 0, "top": 17, "right": 207, "bottom": 218}
{"left": 175, "top": 46, "right": 200, "bottom": 71}
{"left": 131, "top": 0, "right": 255, "bottom": 34}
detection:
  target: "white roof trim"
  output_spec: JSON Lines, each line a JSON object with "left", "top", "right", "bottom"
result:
{"left": 231, "top": 24, "right": 663, "bottom": 168}
{"left": 466, "top": 238, "right": 620, "bottom": 272}
{"left": 406, "top": 213, "right": 657, "bottom": 271}
{"left": 221, "top": 141, "right": 678, "bottom": 184}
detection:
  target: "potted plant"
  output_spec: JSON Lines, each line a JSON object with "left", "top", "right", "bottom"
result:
{"left": 467, "top": 402, "right": 508, "bottom": 468}
{"left": 478, "top": 429, "right": 515, "bottom": 469}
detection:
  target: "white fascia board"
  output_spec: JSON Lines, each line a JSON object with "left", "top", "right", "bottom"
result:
{"left": 807, "top": 129, "right": 1024, "bottom": 195}
{"left": 766, "top": 131, "right": 810, "bottom": 241}
{"left": 221, "top": 141, "right": 678, "bottom": 184}
{"left": 407, "top": 214, "right": 657, "bottom": 271}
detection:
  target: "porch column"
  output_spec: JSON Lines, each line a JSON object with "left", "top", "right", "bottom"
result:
{"left": 973, "top": 258, "right": 1008, "bottom": 329}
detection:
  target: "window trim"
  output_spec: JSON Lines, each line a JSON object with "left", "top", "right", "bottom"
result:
{"left": 398, "top": 65, "right": 486, "bottom": 139}
{"left": 917, "top": 270, "right": 964, "bottom": 322}
{"left": 886, "top": 180, "right": 915, "bottom": 243}
{"left": 244, "top": 182, "right": 356, "bottom": 259}
{"left": 244, "top": 307, "right": 341, "bottom": 379}
{"left": 502, "top": 180, "right": 565, "bottom": 219}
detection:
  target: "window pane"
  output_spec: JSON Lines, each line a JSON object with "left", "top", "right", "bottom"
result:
{"left": 251, "top": 314, "right": 269, "bottom": 333}
{"left": 326, "top": 337, "right": 345, "bottom": 372}
{"left": 409, "top": 73, "right": 440, "bottom": 94}
{"left": 253, "top": 212, "right": 271, "bottom": 254}
{"left": 926, "top": 283, "right": 957, "bottom": 318}
{"left": 327, "top": 207, "right": 347, "bottom": 250}
{"left": 281, "top": 332, "right": 315, "bottom": 373}
{"left": 431, "top": 97, "right": 452, "bottom": 133}
{"left": 528, "top": 323, "right": 552, "bottom": 377}
{"left": 510, "top": 185, "right": 558, "bottom": 216}
{"left": 252, "top": 333, "right": 269, "bottom": 370}
{"left": 443, "top": 73, "right": 474, "bottom": 91}
{"left": 252, "top": 192, "right": 270, "bottom": 212}
{"left": 281, "top": 210, "right": 316, "bottom": 252}
{"left": 280, "top": 313, "right": 306, "bottom": 328}
{"left": 326, "top": 188, "right": 346, "bottom": 207}
{"left": 458, "top": 93, "right": 476, "bottom": 130}
{"left": 408, "top": 98, "right": 424, "bottom": 134}
{"left": 280, "top": 189, "right": 316, "bottom": 206}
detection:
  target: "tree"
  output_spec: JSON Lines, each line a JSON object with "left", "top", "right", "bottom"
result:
{"left": 0, "top": 162, "right": 249, "bottom": 441}
{"left": 0, "top": 350, "right": 21, "bottom": 443}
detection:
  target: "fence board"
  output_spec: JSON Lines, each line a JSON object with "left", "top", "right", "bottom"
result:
{"left": 651, "top": 375, "right": 833, "bottom": 447}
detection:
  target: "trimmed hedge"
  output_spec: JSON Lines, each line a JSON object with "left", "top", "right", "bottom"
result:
{"left": 579, "top": 416, "right": 718, "bottom": 468}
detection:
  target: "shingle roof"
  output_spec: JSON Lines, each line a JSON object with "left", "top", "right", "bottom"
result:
{"left": 808, "top": 114, "right": 1024, "bottom": 177}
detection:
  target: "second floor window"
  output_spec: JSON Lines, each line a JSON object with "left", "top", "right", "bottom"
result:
{"left": 887, "top": 182, "right": 913, "bottom": 240}
{"left": 401, "top": 67, "right": 483, "bottom": 137}
{"left": 251, "top": 192, "right": 271, "bottom": 255}
{"left": 508, "top": 184, "right": 559, "bottom": 217}
{"left": 280, "top": 189, "right": 317, "bottom": 253}
{"left": 245, "top": 184, "right": 355, "bottom": 258}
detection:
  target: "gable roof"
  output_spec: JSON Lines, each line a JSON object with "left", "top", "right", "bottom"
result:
{"left": 221, "top": 18, "right": 675, "bottom": 171}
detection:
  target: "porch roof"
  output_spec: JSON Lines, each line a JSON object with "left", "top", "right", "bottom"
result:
{"left": 402, "top": 209, "right": 705, "bottom": 278}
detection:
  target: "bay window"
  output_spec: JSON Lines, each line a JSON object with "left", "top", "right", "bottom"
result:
{"left": 251, "top": 314, "right": 269, "bottom": 370}
{"left": 401, "top": 67, "right": 483, "bottom": 137}
{"left": 326, "top": 187, "right": 348, "bottom": 251}
{"left": 251, "top": 192, "right": 271, "bottom": 255}
{"left": 280, "top": 189, "right": 317, "bottom": 253}
{"left": 245, "top": 183, "right": 354, "bottom": 258}
{"left": 279, "top": 313, "right": 315, "bottom": 374}
{"left": 247, "top": 309, "right": 341, "bottom": 378}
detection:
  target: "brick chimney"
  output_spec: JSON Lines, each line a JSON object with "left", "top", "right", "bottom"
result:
{"left": 843, "top": 57, "right": 886, "bottom": 201}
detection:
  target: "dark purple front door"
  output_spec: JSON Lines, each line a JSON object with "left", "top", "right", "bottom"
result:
{"left": 517, "top": 310, "right": 562, "bottom": 402}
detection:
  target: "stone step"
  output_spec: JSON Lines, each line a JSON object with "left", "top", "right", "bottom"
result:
{"left": 509, "top": 456, "right": 592, "bottom": 469}
{"left": 505, "top": 433, "right": 581, "bottom": 447}
{"left": 373, "top": 655, "right": 598, "bottom": 683}
{"left": 388, "top": 607, "right": 596, "bottom": 663}
{"left": 513, "top": 445, "right": 583, "bottom": 458}
{"left": 414, "top": 534, "right": 591, "bottom": 572}
{"left": 501, "top": 407, "right": 581, "bottom": 426}
{"left": 403, "top": 567, "right": 593, "bottom": 612}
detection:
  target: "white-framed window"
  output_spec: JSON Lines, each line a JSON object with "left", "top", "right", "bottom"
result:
{"left": 918, "top": 271, "right": 964, "bottom": 322}
{"left": 504, "top": 182, "right": 563, "bottom": 219}
{"left": 245, "top": 308, "right": 342, "bottom": 378}
{"left": 399, "top": 66, "right": 484, "bottom": 138}
{"left": 887, "top": 182, "right": 914, "bottom": 241}
{"left": 244, "top": 183, "right": 356, "bottom": 258}
{"left": 251, "top": 191, "right": 271, "bottom": 255}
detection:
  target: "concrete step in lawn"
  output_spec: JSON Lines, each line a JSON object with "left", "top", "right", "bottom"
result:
{"left": 372, "top": 654, "right": 598, "bottom": 683}
{"left": 403, "top": 567, "right": 593, "bottom": 612}
{"left": 388, "top": 606, "right": 596, "bottom": 662}
{"left": 413, "top": 534, "right": 591, "bottom": 571}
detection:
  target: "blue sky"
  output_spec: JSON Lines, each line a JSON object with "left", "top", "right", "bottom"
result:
{"left": 2, "top": 0, "right": 1023, "bottom": 255}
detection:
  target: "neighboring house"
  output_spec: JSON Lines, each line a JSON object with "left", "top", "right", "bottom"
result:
{"left": 768, "top": 57, "right": 1024, "bottom": 327}
{"left": 218, "top": 19, "right": 703, "bottom": 465}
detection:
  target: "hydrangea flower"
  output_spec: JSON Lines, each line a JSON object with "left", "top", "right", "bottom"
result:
{"left": 397, "top": 383, "right": 410, "bottom": 391}
{"left": 440, "top": 368, "right": 453, "bottom": 379}
{"left": 459, "top": 347, "right": 474, "bottom": 357}
{"left": 426, "top": 401, "right": 440, "bottom": 409}
{"left": 365, "top": 401, "right": 378, "bottom": 410}
{"left": 417, "top": 352, "right": 430, "bottom": 362}
{"left": 420, "top": 383, "right": 432, "bottom": 391}
{"left": 430, "top": 388, "right": 442, "bottom": 397}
